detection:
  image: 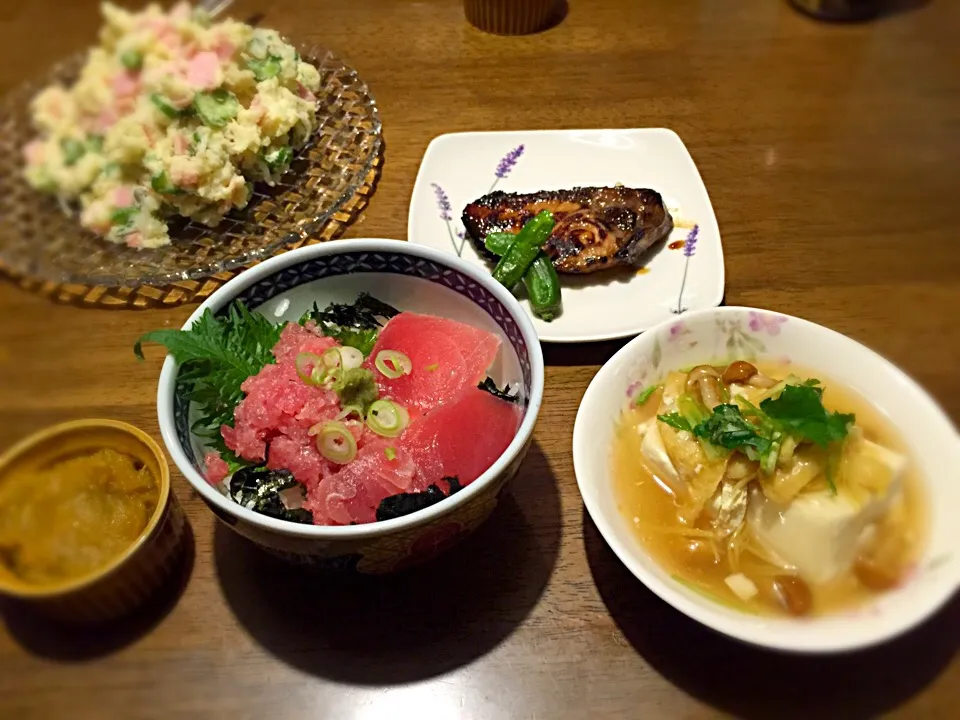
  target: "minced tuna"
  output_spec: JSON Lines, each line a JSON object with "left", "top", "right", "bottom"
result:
{"left": 221, "top": 322, "right": 345, "bottom": 487}
{"left": 205, "top": 312, "right": 521, "bottom": 526}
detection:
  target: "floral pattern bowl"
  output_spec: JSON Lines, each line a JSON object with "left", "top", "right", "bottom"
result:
{"left": 155, "top": 240, "right": 543, "bottom": 573}
{"left": 573, "top": 306, "right": 960, "bottom": 652}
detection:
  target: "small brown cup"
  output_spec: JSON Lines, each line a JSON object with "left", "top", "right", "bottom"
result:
{"left": 0, "top": 420, "right": 187, "bottom": 623}
{"left": 465, "top": 0, "right": 559, "bottom": 35}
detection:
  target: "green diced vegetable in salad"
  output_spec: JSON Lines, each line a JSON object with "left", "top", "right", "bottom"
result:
{"left": 110, "top": 205, "right": 138, "bottom": 227}
{"left": 263, "top": 146, "right": 293, "bottom": 171}
{"left": 120, "top": 49, "right": 143, "bottom": 71}
{"left": 60, "top": 137, "right": 86, "bottom": 166}
{"left": 150, "top": 93, "right": 183, "bottom": 119}
{"left": 193, "top": 89, "right": 239, "bottom": 128}
{"left": 151, "top": 171, "right": 181, "bottom": 195}
{"left": 247, "top": 55, "right": 283, "bottom": 81}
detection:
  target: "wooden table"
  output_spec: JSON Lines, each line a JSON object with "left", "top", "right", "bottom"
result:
{"left": 1, "top": 1, "right": 959, "bottom": 717}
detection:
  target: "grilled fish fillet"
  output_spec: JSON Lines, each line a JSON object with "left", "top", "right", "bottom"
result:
{"left": 461, "top": 186, "right": 673, "bottom": 274}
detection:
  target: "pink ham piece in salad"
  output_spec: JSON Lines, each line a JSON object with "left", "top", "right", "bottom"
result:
{"left": 186, "top": 51, "right": 223, "bottom": 90}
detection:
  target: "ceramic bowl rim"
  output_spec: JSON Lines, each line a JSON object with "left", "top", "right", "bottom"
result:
{"left": 156, "top": 238, "right": 544, "bottom": 540}
{"left": 573, "top": 305, "right": 960, "bottom": 653}
{"left": 0, "top": 418, "right": 171, "bottom": 599}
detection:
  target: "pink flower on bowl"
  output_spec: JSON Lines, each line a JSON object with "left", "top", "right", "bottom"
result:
{"left": 668, "top": 321, "right": 689, "bottom": 342}
{"left": 749, "top": 312, "right": 787, "bottom": 336}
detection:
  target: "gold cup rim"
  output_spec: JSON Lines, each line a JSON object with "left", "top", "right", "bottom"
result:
{"left": 0, "top": 419, "right": 171, "bottom": 599}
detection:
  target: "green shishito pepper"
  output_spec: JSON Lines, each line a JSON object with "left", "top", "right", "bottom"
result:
{"left": 491, "top": 211, "right": 555, "bottom": 289}
{"left": 486, "top": 224, "right": 562, "bottom": 322}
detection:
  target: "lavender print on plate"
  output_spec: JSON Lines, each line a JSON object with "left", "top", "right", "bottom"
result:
{"left": 407, "top": 129, "right": 725, "bottom": 343}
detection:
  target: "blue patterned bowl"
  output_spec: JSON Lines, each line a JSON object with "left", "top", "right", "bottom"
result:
{"left": 156, "top": 239, "right": 543, "bottom": 573}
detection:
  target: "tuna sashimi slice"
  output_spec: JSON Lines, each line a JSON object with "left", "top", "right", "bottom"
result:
{"left": 305, "top": 440, "right": 417, "bottom": 525}
{"left": 366, "top": 313, "right": 501, "bottom": 412}
{"left": 401, "top": 386, "right": 521, "bottom": 490}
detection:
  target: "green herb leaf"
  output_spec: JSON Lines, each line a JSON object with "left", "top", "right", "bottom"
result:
{"left": 693, "top": 404, "right": 773, "bottom": 456}
{"left": 634, "top": 385, "right": 659, "bottom": 406}
{"left": 135, "top": 302, "right": 283, "bottom": 438}
{"left": 760, "top": 384, "right": 855, "bottom": 447}
{"left": 657, "top": 413, "right": 693, "bottom": 432}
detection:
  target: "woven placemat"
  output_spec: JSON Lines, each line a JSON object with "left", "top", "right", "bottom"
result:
{"left": 0, "top": 155, "right": 381, "bottom": 309}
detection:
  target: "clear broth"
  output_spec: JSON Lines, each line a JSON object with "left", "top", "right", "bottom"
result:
{"left": 613, "top": 362, "right": 927, "bottom": 616}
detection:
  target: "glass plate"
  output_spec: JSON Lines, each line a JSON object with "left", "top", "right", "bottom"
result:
{"left": 0, "top": 46, "right": 382, "bottom": 287}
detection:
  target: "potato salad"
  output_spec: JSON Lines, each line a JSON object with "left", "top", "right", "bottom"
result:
{"left": 22, "top": 2, "right": 322, "bottom": 248}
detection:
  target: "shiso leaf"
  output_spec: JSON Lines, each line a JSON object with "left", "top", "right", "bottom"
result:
{"left": 135, "top": 302, "right": 282, "bottom": 441}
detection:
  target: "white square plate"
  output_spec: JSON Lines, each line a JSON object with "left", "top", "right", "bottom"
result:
{"left": 407, "top": 128, "right": 725, "bottom": 343}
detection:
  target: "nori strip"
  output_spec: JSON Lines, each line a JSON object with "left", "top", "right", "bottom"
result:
{"left": 376, "top": 476, "right": 463, "bottom": 522}
{"left": 477, "top": 376, "right": 520, "bottom": 404}
{"left": 230, "top": 467, "right": 313, "bottom": 524}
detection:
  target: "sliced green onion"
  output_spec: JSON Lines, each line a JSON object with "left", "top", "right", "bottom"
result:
{"left": 336, "top": 404, "right": 364, "bottom": 421}
{"left": 375, "top": 350, "right": 412, "bottom": 379}
{"left": 322, "top": 346, "right": 363, "bottom": 372}
{"left": 339, "top": 346, "right": 364, "bottom": 369}
{"left": 425, "top": 363, "right": 439, "bottom": 372}
{"left": 635, "top": 385, "right": 659, "bottom": 406}
{"left": 322, "top": 366, "right": 343, "bottom": 389}
{"left": 384, "top": 446, "right": 397, "bottom": 461}
{"left": 321, "top": 347, "right": 342, "bottom": 369}
{"left": 310, "top": 421, "right": 357, "bottom": 464}
{"left": 295, "top": 352, "right": 324, "bottom": 386}
{"left": 366, "top": 399, "right": 410, "bottom": 438}
{"left": 761, "top": 434, "right": 782, "bottom": 475}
